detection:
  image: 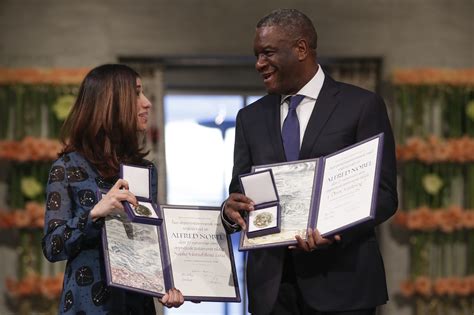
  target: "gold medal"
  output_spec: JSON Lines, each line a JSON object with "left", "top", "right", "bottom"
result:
{"left": 253, "top": 212, "right": 273, "bottom": 228}
{"left": 134, "top": 204, "right": 152, "bottom": 216}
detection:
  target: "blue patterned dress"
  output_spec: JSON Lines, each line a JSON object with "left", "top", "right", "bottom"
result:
{"left": 42, "top": 152, "right": 157, "bottom": 314}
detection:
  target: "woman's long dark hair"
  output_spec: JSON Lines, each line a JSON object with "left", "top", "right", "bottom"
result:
{"left": 60, "top": 64, "right": 148, "bottom": 179}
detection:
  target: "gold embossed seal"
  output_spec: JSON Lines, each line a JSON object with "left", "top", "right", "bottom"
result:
{"left": 253, "top": 212, "right": 273, "bottom": 228}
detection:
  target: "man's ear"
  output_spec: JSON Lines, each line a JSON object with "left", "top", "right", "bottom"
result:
{"left": 295, "top": 38, "right": 310, "bottom": 61}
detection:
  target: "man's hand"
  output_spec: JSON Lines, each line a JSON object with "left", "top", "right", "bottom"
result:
{"left": 224, "top": 193, "right": 254, "bottom": 229}
{"left": 291, "top": 228, "right": 341, "bottom": 252}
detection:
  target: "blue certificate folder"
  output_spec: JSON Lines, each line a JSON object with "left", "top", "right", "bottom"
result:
{"left": 239, "top": 133, "right": 384, "bottom": 251}
{"left": 101, "top": 204, "right": 241, "bottom": 302}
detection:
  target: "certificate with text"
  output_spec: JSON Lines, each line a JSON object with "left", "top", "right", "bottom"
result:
{"left": 239, "top": 133, "right": 384, "bottom": 250}
{"left": 315, "top": 134, "right": 383, "bottom": 236}
{"left": 102, "top": 205, "right": 241, "bottom": 302}
{"left": 161, "top": 205, "right": 240, "bottom": 302}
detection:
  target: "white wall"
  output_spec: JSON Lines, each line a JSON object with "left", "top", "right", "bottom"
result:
{"left": 1, "top": 0, "right": 472, "bottom": 74}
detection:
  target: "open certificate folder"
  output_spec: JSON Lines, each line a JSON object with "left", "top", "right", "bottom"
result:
{"left": 239, "top": 133, "right": 384, "bottom": 250}
{"left": 101, "top": 204, "right": 241, "bottom": 302}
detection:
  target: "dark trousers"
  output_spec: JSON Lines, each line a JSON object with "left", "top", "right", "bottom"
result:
{"left": 266, "top": 281, "right": 375, "bottom": 315}
{"left": 251, "top": 251, "right": 376, "bottom": 315}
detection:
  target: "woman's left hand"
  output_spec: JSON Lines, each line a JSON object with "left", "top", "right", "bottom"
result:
{"left": 160, "top": 288, "right": 184, "bottom": 308}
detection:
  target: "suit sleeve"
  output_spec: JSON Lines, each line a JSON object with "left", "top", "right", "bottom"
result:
{"left": 341, "top": 93, "right": 398, "bottom": 245}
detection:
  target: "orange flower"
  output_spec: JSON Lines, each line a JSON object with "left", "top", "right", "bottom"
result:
{"left": 448, "top": 205, "right": 463, "bottom": 229}
{"left": 39, "top": 274, "right": 63, "bottom": 299}
{"left": 393, "top": 68, "right": 474, "bottom": 86}
{"left": 6, "top": 273, "right": 64, "bottom": 299}
{"left": 407, "top": 210, "right": 424, "bottom": 230}
{"left": 25, "top": 202, "right": 44, "bottom": 220}
{"left": 406, "top": 137, "right": 426, "bottom": 161}
{"left": 435, "top": 206, "right": 463, "bottom": 233}
{"left": 433, "top": 277, "right": 450, "bottom": 296}
{"left": 406, "top": 207, "right": 437, "bottom": 231}
{"left": 0, "top": 137, "right": 63, "bottom": 162}
{"left": 15, "top": 145, "right": 30, "bottom": 162}
{"left": 432, "top": 140, "right": 451, "bottom": 162}
{"left": 6, "top": 273, "right": 41, "bottom": 298}
{"left": 26, "top": 202, "right": 45, "bottom": 228}
{"left": 453, "top": 277, "right": 471, "bottom": 296}
{"left": 397, "top": 136, "right": 474, "bottom": 163}
{"left": 0, "top": 212, "right": 15, "bottom": 228}
{"left": 462, "top": 210, "right": 474, "bottom": 228}
{"left": 465, "top": 275, "right": 474, "bottom": 294}
{"left": 414, "top": 276, "right": 432, "bottom": 297}
{"left": 46, "top": 140, "right": 62, "bottom": 159}
{"left": 33, "top": 216, "right": 44, "bottom": 228}
{"left": 0, "top": 203, "right": 46, "bottom": 229}
{"left": 444, "top": 277, "right": 459, "bottom": 295}
{"left": 0, "top": 67, "right": 89, "bottom": 84}
{"left": 400, "top": 279, "right": 415, "bottom": 297}
{"left": 418, "top": 206, "right": 437, "bottom": 231}
{"left": 12, "top": 210, "right": 31, "bottom": 228}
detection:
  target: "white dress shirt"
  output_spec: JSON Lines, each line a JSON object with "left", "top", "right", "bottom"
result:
{"left": 280, "top": 66, "right": 325, "bottom": 145}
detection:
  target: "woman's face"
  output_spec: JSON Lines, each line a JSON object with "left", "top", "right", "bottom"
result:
{"left": 136, "top": 78, "right": 152, "bottom": 131}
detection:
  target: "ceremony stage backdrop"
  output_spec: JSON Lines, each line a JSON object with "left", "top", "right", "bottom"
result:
{"left": 0, "top": 67, "right": 473, "bottom": 315}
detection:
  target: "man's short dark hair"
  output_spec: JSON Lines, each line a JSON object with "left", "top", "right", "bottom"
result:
{"left": 256, "top": 9, "right": 317, "bottom": 50}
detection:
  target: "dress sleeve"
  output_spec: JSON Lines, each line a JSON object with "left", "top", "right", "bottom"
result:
{"left": 42, "top": 156, "right": 104, "bottom": 262}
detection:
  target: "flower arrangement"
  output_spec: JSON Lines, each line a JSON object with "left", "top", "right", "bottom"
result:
{"left": 0, "top": 68, "right": 89, "bottom": 84}
{"left": 5, "top": 272, "right": 63, "bottom": 314}
{"left": 396, "top": 136, "right": 474, "bottom": 163}
{"left": 5, "top": 273, "right": 63, "bottom": 300}
{"left": 0, "top": 202, "right": 44, "bottom": 229}
{"left": 0, "top": 137, "right": 62, "bottom": 162}
{"left": 0, "top": 71, "right": 84, "bottom": 314}
{"left": 393, "top": 206, "right": 474, "bottom": 232}
{"left": 393, "top": 68, "right": 474, "bottom": 86}
{"left": 400, "top": 275, "right": 474, "bottom": 297}
{"left": 392, "top": 69, "right": 474, "bottom": 315}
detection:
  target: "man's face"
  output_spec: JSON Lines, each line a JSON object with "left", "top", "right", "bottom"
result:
{"left": 253, "top": 26, "right": 301, "bottom": 95}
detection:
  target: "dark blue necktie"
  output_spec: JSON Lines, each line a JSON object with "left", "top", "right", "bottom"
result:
{"left": 282, "top": 95, "right": 305, "bottom": 161}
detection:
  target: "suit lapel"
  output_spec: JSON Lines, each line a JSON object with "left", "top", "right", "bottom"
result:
{"left": 299, "top": 75, "right": 340, "bottom": 159}
{"left": 261, "top": 94, "right": 287, "bottom": 162}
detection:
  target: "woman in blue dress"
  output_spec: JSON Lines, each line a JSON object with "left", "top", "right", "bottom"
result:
{"left": 42, "top": 64, "right": 184, "bottom": 314}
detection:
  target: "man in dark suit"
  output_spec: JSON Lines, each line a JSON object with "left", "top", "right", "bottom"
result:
{"left": 221, "top": 8, "right": 398, "bottom": 315}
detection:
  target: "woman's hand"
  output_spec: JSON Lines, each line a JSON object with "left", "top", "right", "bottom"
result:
{"left": 90, "top": 179, "right": 137, "bottom": 221}
{"left": 160, "top": 288, "right": 185, "bottom": 308}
